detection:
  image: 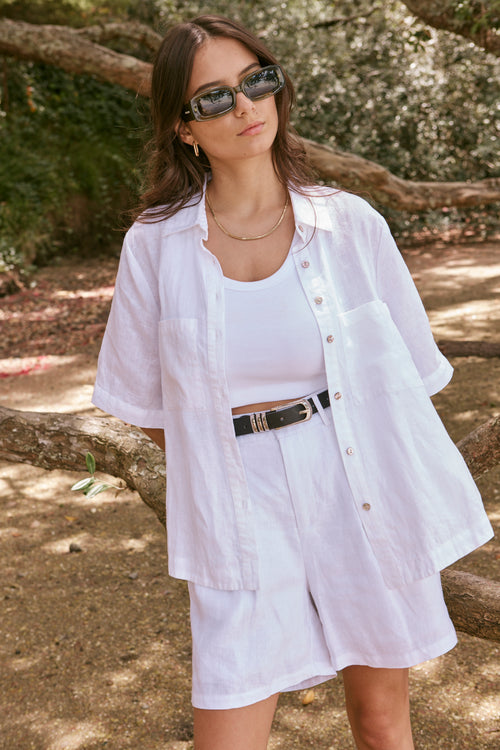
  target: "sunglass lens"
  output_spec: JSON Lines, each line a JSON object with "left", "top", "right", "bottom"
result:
{"left": 245, "top": 68, "right": 282, "bottom": 100}
{"left": 196, "top": 88, "right": 234, "bottom": 119}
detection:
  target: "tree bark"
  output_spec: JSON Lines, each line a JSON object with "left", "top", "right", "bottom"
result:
{"left": 0, "top": 404, "right": 498, "bottom": 641}
{"left": 303, "top": 139, "right": 500, "bottom": 210}
{"left": 456, "top": 414, "right": 500, "bottom": 482}
{"left": 0, "top": 405, "right": 166, "bottom": 524}
{"left": 76, "top": 21, "right": 162, "bottom": 53}
{"left": 438, "top": 340, "right": 500, "bottom": 358}
{"left": 0, "top": 18, "right": 152, "bottom": 95}
{"left": 1, "top": 18, "right": 500, "bottom": 211}
{"left": 401, "top": 1, "right": 500, "bottom": 57}
{"left": 441, "top": 569, "right": 500, "bottom": 642}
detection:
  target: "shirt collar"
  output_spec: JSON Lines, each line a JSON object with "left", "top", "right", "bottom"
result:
{"left": 160, "top": 181, "right": 209, "bottom": 238}
{"left": 160, "top": 181, "right": 334, "bottom": 238}
{"left": 289, "top": 187, "right": 334, "bottom": 236}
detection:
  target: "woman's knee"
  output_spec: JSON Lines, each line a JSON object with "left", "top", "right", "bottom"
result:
{"left": 342, "top": 666, "right": 413, "bottom": 750}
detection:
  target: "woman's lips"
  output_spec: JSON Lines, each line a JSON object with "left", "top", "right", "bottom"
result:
{"left": 238, "top": 121, "right": 264, "bottom": 136}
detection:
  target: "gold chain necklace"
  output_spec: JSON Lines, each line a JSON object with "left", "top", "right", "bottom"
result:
{"left": 205, "top": 191, "right": 290, "bottom": 242}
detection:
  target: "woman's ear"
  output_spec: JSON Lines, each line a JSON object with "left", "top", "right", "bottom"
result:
{"left": 176, "top": 120, "right": 195, "bottom": 147}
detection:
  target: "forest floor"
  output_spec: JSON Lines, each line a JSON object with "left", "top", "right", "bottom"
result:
{"left": 0, "top": 241, "right": 499, "bottom": 750}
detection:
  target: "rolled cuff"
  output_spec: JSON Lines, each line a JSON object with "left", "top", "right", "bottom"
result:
{"left": 92, "top": 383, "right": 164, "bottom": 429}
{"left": 422, "top": 356, "right": 454, "bottom": 397}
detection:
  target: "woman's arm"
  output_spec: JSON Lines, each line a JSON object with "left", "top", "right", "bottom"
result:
{"left": 141, "top": 428, "right": 165, "bottom": 451}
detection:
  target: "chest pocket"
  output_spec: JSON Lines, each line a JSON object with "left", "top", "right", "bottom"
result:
{"left": 158, "top": 318, "right": 208, "bottom": 411}
{"left": 338, "top": 300, "right": 423, "bottom": 405}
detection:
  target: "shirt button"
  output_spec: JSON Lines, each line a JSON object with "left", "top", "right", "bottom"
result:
{"left": 334, "top": 392, "right": 342, "bottom": 400}
{"left": 298, "top": 225, "right": 304, "bottom": 232}
{"left": 314, "top": 296, "right": 323, "bottom": 305}
{"left": 346, "top": 447, "right": 354, "bottom": 455}
{"left": 301, "top": 260, "right": 310, "bottom": 268}
{"left": 326, "top": 335, "right": 334, "bottom": 343}
{"left": 362, "top": 503, "right": 371, "bottom": 511}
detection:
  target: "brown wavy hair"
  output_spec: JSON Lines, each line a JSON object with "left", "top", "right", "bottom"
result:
{"left": 133, "top": 14, "right": 316, "bottom": 223}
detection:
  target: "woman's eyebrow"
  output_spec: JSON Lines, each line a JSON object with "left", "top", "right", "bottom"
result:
{"left": 191, "top": 62, "right": 260, "bottom": 97}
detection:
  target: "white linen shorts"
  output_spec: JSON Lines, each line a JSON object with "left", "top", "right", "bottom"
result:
{"left": 189, "top": 396, "right": 457, "bottom": 710}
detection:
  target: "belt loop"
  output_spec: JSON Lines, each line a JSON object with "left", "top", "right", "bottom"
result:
{"left": 311, "top": 392, "right": 328, "bottom": 425}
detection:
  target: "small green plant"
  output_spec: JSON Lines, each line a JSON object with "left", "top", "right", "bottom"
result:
{"left": 71, "top": 451, "right": 124, "bottom": 498}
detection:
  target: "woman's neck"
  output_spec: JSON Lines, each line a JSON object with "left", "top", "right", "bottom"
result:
{"left": 207, "top": 157, "right": 287, "bottom": 217}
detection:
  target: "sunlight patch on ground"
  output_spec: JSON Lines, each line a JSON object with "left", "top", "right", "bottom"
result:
{"left": 468, "top": 696, "right": 500, "bottom": 722}
{"left": 41, "top": 531, "right": 157, "bottom": 556}
{"left": 33, "top": 717, "right": 105, "bottom": 750}
{"left": 8, "top": 654, "right": 43, "bottom": 672}
{"left": 441, "top": 259, "right": 500, "bottom": 278}
{"left": 429, "top": 297, "right": 499, "bottom": 338}
{"left": 54, "top": 286, "right": 114, "bottom": 300}
{"left": 106, "top": 668, "right": 139, "bottom": 688}
{"left": 1, "top": 353, "right": 99, "bottom": 414}
{"left": 41, "top": 533, "right": 95, "bottom": 555}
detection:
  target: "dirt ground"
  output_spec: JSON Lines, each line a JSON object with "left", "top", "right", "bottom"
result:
{"left": 1, "top": 242, "right": 499, "bottom": 750}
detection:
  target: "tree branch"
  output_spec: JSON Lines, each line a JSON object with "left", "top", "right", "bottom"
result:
{"left": 0, "top": 18, "right": 499, "bottom": 210}
{"left": 312, "top": 8, "right": 377, "bottom": 28}
{"left": 441, "top": 569, "right": 500, "bottom": 642}
{"left": 400, "top": 0, "right": 500, "bottom": 57}
{"left": 76, "top": 21, "right": 162, "bottom": 54}
{"left": 303, "top": 138, "right": 500, "bottom": 210}
{"left": 0, "top": 18, "right": 152, "bottom": 95}
{"left": 0, "top": 404, "right": 499, "bottom": 641}
{"left": 456, "top": 414, "right": 500, "bottom": 481}
{"left": 0, "top": 406, "right": 166, "bottom": 524}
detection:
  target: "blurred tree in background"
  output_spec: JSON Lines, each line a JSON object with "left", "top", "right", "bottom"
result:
{"left": 0, "top": 0, "right": 499, "bottom": 276}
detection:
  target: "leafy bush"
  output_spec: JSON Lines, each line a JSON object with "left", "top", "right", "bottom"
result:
{"left": 0, "top": 0, "right": 498, "bottom": 274}
{"left": 0, "top": 61, "right": 145, "bottom": 267}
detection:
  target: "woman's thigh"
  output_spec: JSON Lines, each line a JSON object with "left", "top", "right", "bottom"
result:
{"left": 193, "top": 693, "right": 279, "bottom": 750}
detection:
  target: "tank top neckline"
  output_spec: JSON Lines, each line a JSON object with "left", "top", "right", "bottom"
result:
{"left": 223, "top": 251, "right": 293, "bottom": 291}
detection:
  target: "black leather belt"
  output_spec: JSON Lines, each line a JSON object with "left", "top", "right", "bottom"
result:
{"left": 233, "top": 390, "right": 330, "bottom": 436}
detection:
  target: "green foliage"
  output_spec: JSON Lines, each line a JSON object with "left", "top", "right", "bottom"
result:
{"left": 0, "top": 0, "right": 499, "bottom": 273}
{"left": 70, "top": 451, "right": 124, "bottom": 498}
{"left": 0, "top": 0, "right": 133, "bottom": 25}
{"left": 452, "top": 1, "right": 500, "bottom": 33}
{"left": 0, "top": 60, "right": 145, "bottom": 267}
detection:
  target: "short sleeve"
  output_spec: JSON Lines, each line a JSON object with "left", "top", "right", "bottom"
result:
{"left": 375, "top": 219, "right": 453, "bottom": 396}
{"left": 92, "top": 234, "right": 164, "bottom": 428}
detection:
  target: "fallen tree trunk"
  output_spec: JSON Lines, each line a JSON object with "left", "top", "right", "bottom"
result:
{"left": 456, "top": 414, "right": 500, "bottom": 483}
{"left": 303, "top": 139, "right": 500, "bottom": 211}
{"left": 0, "top": 406, "right": 166, "bottom": 525}
{"left": 441, "top": 570, "right": 500, "bottom": 643}
{"left": 0, "top": 404, "right": 498, "bottom": 641}
{"left": 0, "top": 18, "right": 152, "bottom": 95}
{"left": 1, "top": 18, "right": 500, "bottom": 211}
{"left": 438, "top": 340, "right": 500, "bottom": 358}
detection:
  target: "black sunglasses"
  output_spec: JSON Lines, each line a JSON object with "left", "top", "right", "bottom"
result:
{"left": 182, "top": 65, "right": 285, "bottom": 122}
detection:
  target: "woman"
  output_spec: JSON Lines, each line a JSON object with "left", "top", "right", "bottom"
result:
{"left": 92, "top": 15, "right": 493, "bottom": 750}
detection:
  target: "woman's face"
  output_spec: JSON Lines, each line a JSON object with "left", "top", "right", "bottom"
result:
{"left": 178, "top": 37, "right": 280, "bottom": 167}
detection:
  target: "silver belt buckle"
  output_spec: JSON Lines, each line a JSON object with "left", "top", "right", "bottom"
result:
{"left": 271, "top": 398, "right": 313, "bottom": 430}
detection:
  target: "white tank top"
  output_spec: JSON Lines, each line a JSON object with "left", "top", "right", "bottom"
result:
{"left": 224, "top": 252, "right": 328, "bottom": 409}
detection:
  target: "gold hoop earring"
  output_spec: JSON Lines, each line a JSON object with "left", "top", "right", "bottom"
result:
{"left": 193, "top": 142, "right": 199, "bottom": 157}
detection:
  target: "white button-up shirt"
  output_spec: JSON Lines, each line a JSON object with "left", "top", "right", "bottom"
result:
{"left": 93, "top": 187, "right": 493, "bottom": 590}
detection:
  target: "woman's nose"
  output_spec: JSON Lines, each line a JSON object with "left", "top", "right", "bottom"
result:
{"left": 234, "top": 91, "right": 256, "bottom": 115}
